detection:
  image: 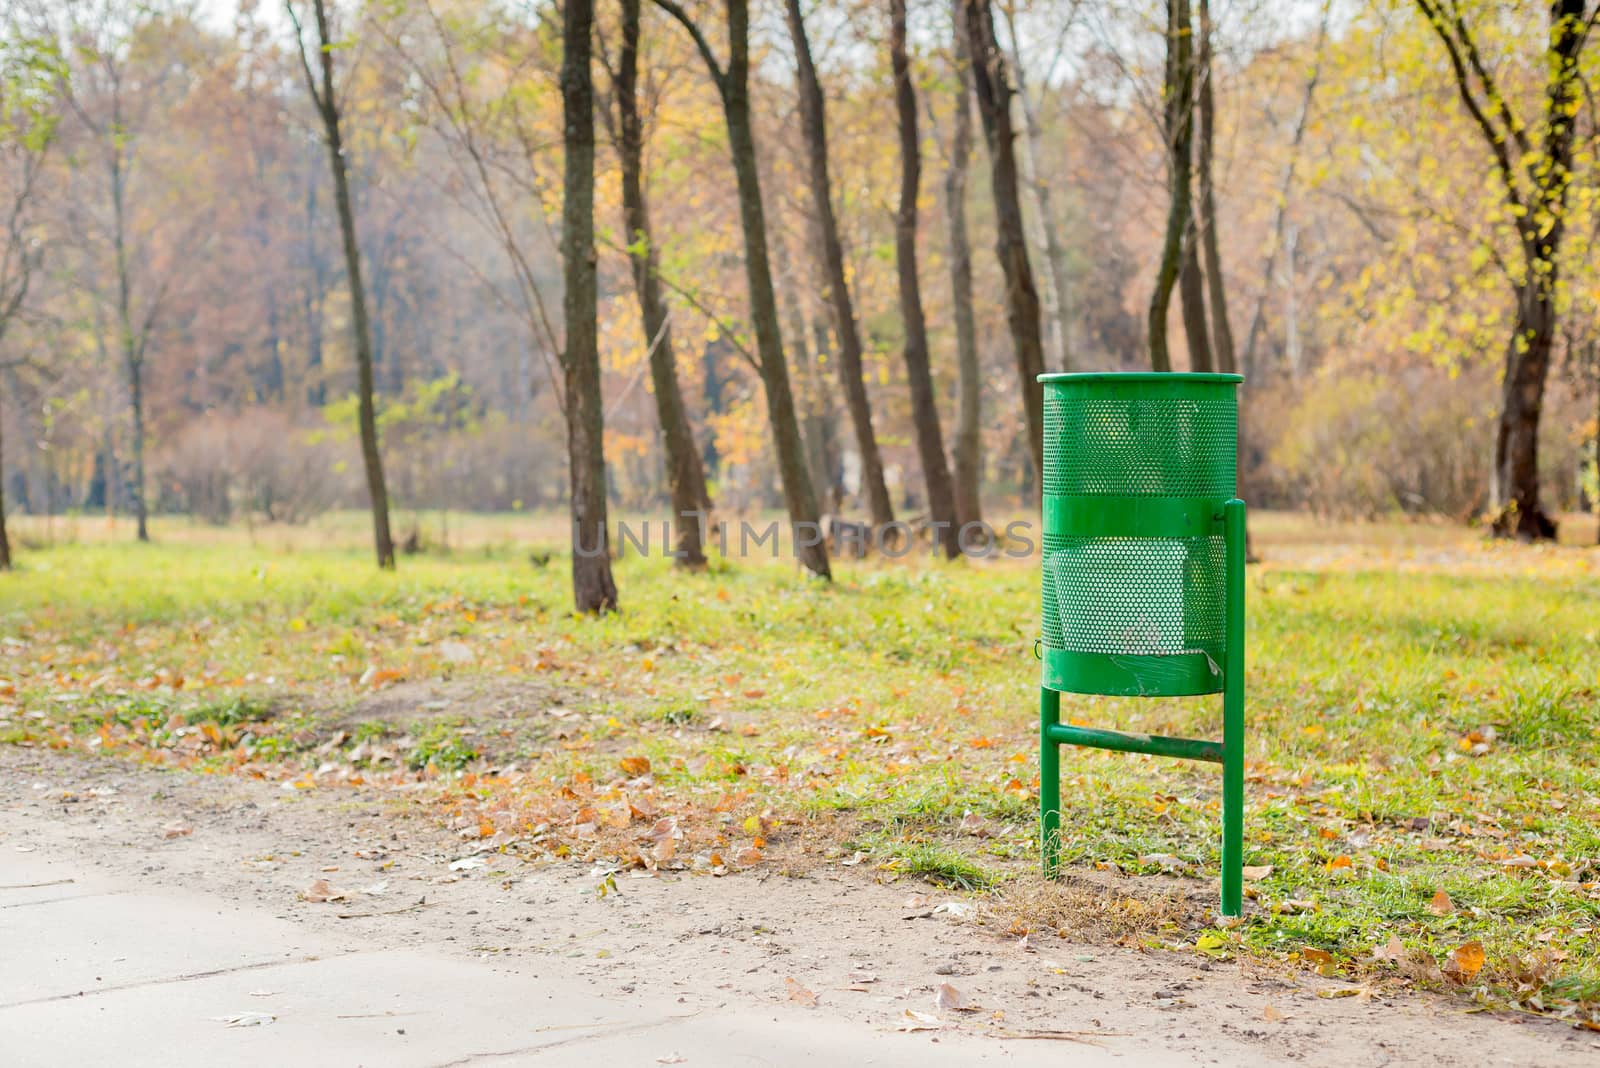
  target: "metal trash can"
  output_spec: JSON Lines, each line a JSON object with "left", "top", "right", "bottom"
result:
{"left": 1036, "top": 372, "right": 1249, "bottom": 916}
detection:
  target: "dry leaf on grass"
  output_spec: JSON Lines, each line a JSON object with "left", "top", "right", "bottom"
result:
{"left": 1428, "top": 890, "right": 1454, "bottom": 916}
{"left": 784, "top": 977, "right": 818, "bottom": 1007}
{"left": 1371, "top": 935, "right": 1407, "bottom": 963}
{"left": 1443, "top": 941, "right": 1485, "bottom": 983}
{"left": 619, "top": 755, "right": 651, "bottom": 777}
{"left": 1242, "top": 865, "right": 1274, "bottom": 881}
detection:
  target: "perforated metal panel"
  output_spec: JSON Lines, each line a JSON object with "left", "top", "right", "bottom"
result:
{"left": 1042, "top": 390, "right": 1236, "bottom": 498}
{"left": 1041, "top": 532, "right": 1226, "bottom": 663}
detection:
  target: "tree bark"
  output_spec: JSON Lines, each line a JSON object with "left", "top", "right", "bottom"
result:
{"left": 946, "top": 0, "right": 982, "bottom": 529}
{"left": 560, "top": 0, "right": 619, "bottom": 609}
{"left": 890, "top": 0, "right": 957, "bottom": 558}
{"left": 1179, "top": 222, "right": 1212, "bottom": 372}
{"left": 294, "top": 0, "right": 396, "bottom": 569}
{"left": 783, "top": 0, "right": 894, "bottom": 528}
{"left": 612, "top": 0, "right": 707, "bottom": 568}
{"left": 1148, "top": 0, "right": 1197, "bottom": 374}
{"left": 961, "top": 0, "right": 1045, "bottom": 484}
{"left": 108, "top": 135, "right": 149, "bottom": 542}
{"left": 655, "top": 0, "right": 830, "bottom": 579}
{"left": 1195, "top": 0, "right": 1234, "bottom": 374}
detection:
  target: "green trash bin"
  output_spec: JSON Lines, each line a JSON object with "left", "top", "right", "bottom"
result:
{"left": 1036, "top": 372, "right": 1248, "bottom": 916}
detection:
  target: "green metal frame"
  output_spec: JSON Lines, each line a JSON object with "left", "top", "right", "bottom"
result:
{"left": 1040, "top": 498, "right": 1247, "bottom": 917}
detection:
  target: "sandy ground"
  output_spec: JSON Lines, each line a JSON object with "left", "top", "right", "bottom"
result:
{"left": 2, "top": 746, "right": 1596, "bottom": 1066}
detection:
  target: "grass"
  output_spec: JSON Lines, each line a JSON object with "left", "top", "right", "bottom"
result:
{"left": 1, "top": 509, "right": 1598, "bottom": 1022}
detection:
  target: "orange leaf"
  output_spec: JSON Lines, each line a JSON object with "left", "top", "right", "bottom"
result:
{"left": 1443, "top": 940, "right": 1485, "bottom": 983}
{"left": 1428, "top": 889, "right": 1454, "bottom": 916}
{"left": 784, "top": 977, "right": 818, "bottom": 1007}
{"left": 619, "top": 755, "right": 651, "bottom": 777}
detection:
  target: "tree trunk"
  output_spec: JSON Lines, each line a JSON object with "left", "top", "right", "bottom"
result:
{"left": 1001, "top": 8, "right": 1072, "bottom": 374}
{"left": 783, "top": 0, "right": 894, "bottom": 528}
{"left": 1196, "top": 0, "right": 1235, "bottom": 374}
{"left": 1149, "top": 0, "right": 1197, "bottom": 375}
{"left": 947, "top": 0, "right": 982, "bottom": 530}
{"left": 655, "top": 0, "right": 830, "bottom": 579}
{"left": 891, "top": 0, "right": 957, "bottom": 559}
{"left": 1491, "top": 292, "right": 1559, "bottom": 539}
{"left": 301, "top": 0, "right": 395, "bottom": 569}
{"left": 961, "top": 0, "right": 1045, "bottom": 484}
{"left": 614, "top": 0, "right": 708, "bottom": 568}
{"left": 1179, "top": 223, "right": 1212, "bottom": 372}
{"left": 302, "top": 162, "right": 327, "bottom": 408}
{"left": 561, "top": 0, "right": 619, "bottom": 609}
{"left": 1241, "top": 5, "right": 1326, "bottom": 378}
{"left": 773, "top": 228, "right": 833, "bottom": 513}
{"left": 109, "top": 144, "right": 149, "bottom": 542}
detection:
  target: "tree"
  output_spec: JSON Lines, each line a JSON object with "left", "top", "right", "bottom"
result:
{"left": 890, "top": 0, "right": 956, "bottom": 558}
{"left": 559, "top": 0, "right": 618, "bottom": 610}
{"left": 1413, "top": 0, "right": 1595, "bottom": 539}
{"left": 288, "top": 0, "right": 396, "bottom": 569}
{"left": 999, "top": 1, "right": 1080, "bottom": 373}
{"left": 0, "top": 31, "right": 60, "bottom": 569}
{"left": 601, "top": 0, "right": 710, "bottom": 569}
{"left": 1240, "top": 2, "right": 1329, "bottom": 378}
{"left": 783, "top": 0, "right": 894, "bottom": 528}
{"left": 55, "top": 0, "right": 190, "bottom": 543}
{"left": 1149, "top": 0, "right": 1204, "bottom": 374}
{"left": 961, "top": 0, "right": 1045, "bottom": 483}
{"left": 653, "top": 0, "right": 830, "bottom": 579}
{"left": 944, "top": 0, "right": 982, "bottom": 529}
{"left": 1195, "top": 0, "right": 1234, "bottom": 374}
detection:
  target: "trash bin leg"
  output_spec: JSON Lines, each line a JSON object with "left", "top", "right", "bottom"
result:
{"left": 1221, "top": 499, "right": 1247, "bottom": 918}
{"left": 1040, "top": 685, "right": 1061, "bottom": 879}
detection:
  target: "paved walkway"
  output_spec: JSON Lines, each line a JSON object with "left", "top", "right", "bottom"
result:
{"left": 0, "top": 849, "right": 1143, "bottom": 1067}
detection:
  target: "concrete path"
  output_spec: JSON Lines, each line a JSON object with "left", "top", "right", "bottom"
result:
{"left": 0, "top": 849, "right": 1143, "bottom": 1067}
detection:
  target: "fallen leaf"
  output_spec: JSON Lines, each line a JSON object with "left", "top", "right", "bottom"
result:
{"left": 784, "top": 977, "right": 818, "bottom": 1007}
{"left": 301, "top": 878, "right": 347, "bottom": 903}
{"left": 619, "top": 755, "right": 651, "bottom": 777}
{"left": 935, "top": 982, "right": 966, "bottom": 1011}
{"left": 897, "top": 1009, "right": 943, "bottom": 1032}
{"left": 1262, "top": 1005, "right": 1287, "bottom": 1022}
{"left": 448, "top": 857, "right": 486, "bottom": 872}
{"left": 1443, "top": 940, "right": 1485, "bottom": 983}
{"left": 1242, "top": 865, "right": 1274, "bottom": 881}
{"left": 1428, "top": 889, "right": 1454, "bottom": 916}
{"left": 161, "top": 822, "right": 193, "bottom": 839}
{"left": 655, "top": 1055, "right": 686, "bottom": 1066}
{"left": 214, "top": 1012, "right": 275, "bottom": 1027}
{"left": 1301, "top": 947, "right": 1336, "bottom": 975}
{"left": 1372, "top": 935, "right": 1407, "bottom": 963}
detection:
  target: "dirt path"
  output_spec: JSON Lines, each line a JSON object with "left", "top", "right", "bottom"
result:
{"left": 2, "top": 746, "right": 1594, "bottom": 1066}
